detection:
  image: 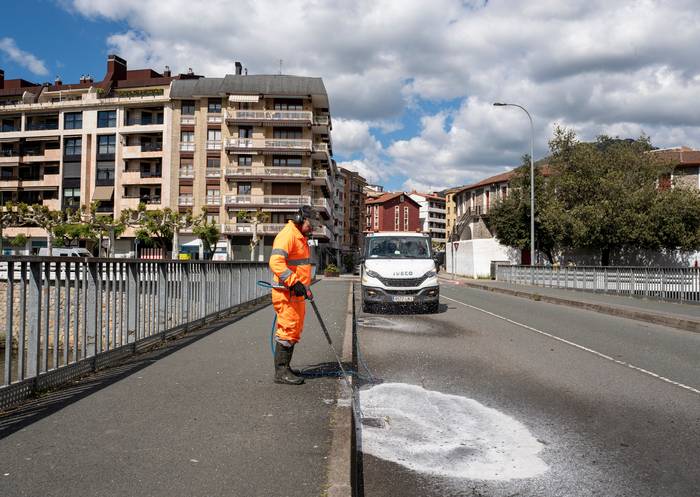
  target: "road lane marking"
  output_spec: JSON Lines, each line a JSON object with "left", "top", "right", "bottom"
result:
{"left": 441, "top": 294, "right": 700, "bottom": 396}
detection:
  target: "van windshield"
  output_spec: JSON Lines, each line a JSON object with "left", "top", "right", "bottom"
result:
{"left": 366, "top": 236, "right": 431, "bottom": 259}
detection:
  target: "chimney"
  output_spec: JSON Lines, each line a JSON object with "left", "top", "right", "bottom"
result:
{"left": 0, "top": 69, "right": 4, "bottom": 89}
{"left": 106, "top": 54, "right": 127, "bottom": 81}
{"left": 235, "top": 61, "right": 243, "bottom": 75}
{"left": 244, "top": 67, "right": 248, "bottom": 76}
{"left": 163, "top": 65, "right": 171, "bottom": 77}
{"left": 187, "top": 67, "right": 194, "bottom": 75}
{"left": 85, "top": 75, "right": 93, "bottom": 83}
{"left": 54, "top": 75, "right": 62, "bottom": 86}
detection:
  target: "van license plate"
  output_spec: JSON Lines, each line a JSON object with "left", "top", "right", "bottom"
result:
{"left": 393, "top": 296, "right": 414, "bottom": 302}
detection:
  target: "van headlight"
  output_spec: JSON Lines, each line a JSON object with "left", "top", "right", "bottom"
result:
{"left": 365, "top": 269, "right": 381, "bottom": 279}
{"left": 423, "top": 270, "right": 437, "bottom": 279}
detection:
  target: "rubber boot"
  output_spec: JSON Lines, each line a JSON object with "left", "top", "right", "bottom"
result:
{"left": 288, "top": 344, "right": 302, "bottom": 375}
{"left": 274, "top": 343, "right": 304, "bottom": 385}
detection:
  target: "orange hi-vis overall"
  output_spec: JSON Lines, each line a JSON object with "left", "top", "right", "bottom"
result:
{"left": 269, "top": 221, "right": 312, "bottom": 344}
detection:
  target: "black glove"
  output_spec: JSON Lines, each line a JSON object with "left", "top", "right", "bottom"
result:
{"left": 291, "top": 281, "right": 307, "bottom": 297}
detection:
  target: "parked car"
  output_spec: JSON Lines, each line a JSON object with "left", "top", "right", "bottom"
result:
{"left": 38, "top": 247, "right": 92, "bottom": 257}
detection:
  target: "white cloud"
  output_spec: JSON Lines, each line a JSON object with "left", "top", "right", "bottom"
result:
{"left": 0, "top": 38, "right": 49, "bottom": 76}
{"left": 65, "top": 0, "right": 700, "bottom": 188}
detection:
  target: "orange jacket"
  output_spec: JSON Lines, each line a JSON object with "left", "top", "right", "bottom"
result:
{"left": 269, "top": 221, "right": 312, "bottom": 289}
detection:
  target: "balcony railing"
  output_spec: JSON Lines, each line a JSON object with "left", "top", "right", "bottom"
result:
{"left": 224, "top": 195, "right": 252, "bottom": 205}
{"left": 263, "top": 166, "right": 311, "bottom": 178}
{"left": 313, "top": 142, "right": 329, "bottom": 153}
{"left": 179, "top": 168, "right": 194, "bottom": 179}
{"left": 178, "top": 196, "right": 194, "bottom": 206}
{"left": 205, "top": 196, "right": 221, "bottom": 206}
{"left": 125, "top": 117, "right": 164, "bottom": 126}
{"left": 313, "top": 115, "right": 330, "bottom": 126}
{"left": 312, "top": 198, "right": 331, "bottom": 210}
{"left": 141, "top": 143, "right": 163, "bottom": 152}
{"left": 25, "top": 122, "right": 59, "bottom": 131}
{"left": 180, "top": 115, "right": 196, "bottom": 125}
{"left": 224, "top": 194, "right": 310, "bottom": 206}
{"left": 225, "top": 138, "right": 312, "bottom": 151}
{"left": 207, "top": 114, "right": 223, "bottom": 124}
{"left": 0, "top": 125, "right": 20, "bottom": 133}
{"left": 180, "top": 143, "right": 195, "bottom": 152}
{"left": 0, "top": 149, "right": 19, "bottom": 157}
{"left": 224, "top": 110, "right": 313, "bottom": 123}
{"left": 222, "top": 223, "right": 287, "bottom": 235}
{"left": 206, "top": 140, "right": 222, "bottom": 151}
{"left": 225, "top": 167, "right": 254, "bottom": 177}
{"left": 206, "top": 167, "right": 222, "bottom": 178}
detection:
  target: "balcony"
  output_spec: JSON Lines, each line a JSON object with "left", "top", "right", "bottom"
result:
{"left": 178, "top": 196, "right": 194, "bottom": 206}
{"left": 180, "top": 143, "right": 195, "bottom": 152}
{"left": 121, "top": 170, "right": 162, "bottom": 185}
{"left": 222, "top": 223, "right": 287, "bottom": 235}
{"left": 312, "top": 197, "right": 332, "bottom": 217}
{"left": 125, "top": 116, "right": 164, "bottom": 126}
{"left": 224, "top": 194, "right": 311, "bottom": 208}
{"left": 122, "top": 143, "right": 163, "bottom": 159}
{"left": 225, "top": 138, "right": 312, "bottom": 153}
{"left": 43, "top": 198, "right": 60, "bottom": 210}
{"left": 206, "top": 167, "right": 222, "bottom": 178}
{"left": 313, "top": 115, "right": 330, "bottom": 126}
{"left": 263, "top": 166, "right": 311, "bottom": 179}
{"left": 312, "top": 225, "right": 333, "bottom": 239}
{"left": 224, "top": 109, "right": 313, "bottom": 125}
{"left": 121, "top": 197, "right": 162, "bottom": 210}
{"left": 25, "top": 121, "right": 59, "bottom": 131}
{"left": 205, "top": 196, "right": 221, "bottom": 206}
{"left": 312, "top": 169, "right": 333, "bottom": 190}
{"left": 179, "top": 168, "right": 194, "bottom": 179}
{"left": 0, "top": 149, "right": 21, "bottom": 164}
{"left": 20, "top": 172, "right": 61, "bottom": 188}
{"left": 206, "top": 140, "right": 222, "bottom": 151}
{"left": 207, "top": 114, "right": 223, "bottom": 124}
{"left": 225, "top": 167, "right": 254, "bottom": 178}
{"left": 21, "top": 148, "right": 61, "bottom": 163}
{"left": 180, "top": 115, "right": 196, "bottom": 125}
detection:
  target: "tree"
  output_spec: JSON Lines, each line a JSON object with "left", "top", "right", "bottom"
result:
{"left": 237, "top": 209, "right": 270, "bottom": 261}
{"left": 79, "top": 202, "right": 125, "bottom": 257}
{"left": 193, "top": 220, "right": 221, "bottom": 259}
{"left": 9, "top": 233, "right": 27, "bottom": 254}
{"left": 121, "top": 205, "right": 204, "bottom": 258}
{"left": 16, "top": 203, "right": 69, "bottom": 256}
{"left": 0, "top": 202, "right": 25, "bottom": 254}
{"left": 489, "top": 156, "right": 570, "bottom": 264}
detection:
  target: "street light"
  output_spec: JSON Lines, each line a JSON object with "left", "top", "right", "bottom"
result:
{"left": 493, "top": 102, "right": 535, "bottom": 267}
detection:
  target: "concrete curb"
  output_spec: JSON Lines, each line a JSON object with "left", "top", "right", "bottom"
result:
{"left": 325, "top": 282, "right": 353, "bottom": 497}
{"left": 447, "top": 278, "right": 700, "bottom": 334}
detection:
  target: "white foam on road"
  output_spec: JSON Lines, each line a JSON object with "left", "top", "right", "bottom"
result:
{"left": 360, "top": 383, "right": 548, "bottom": 481}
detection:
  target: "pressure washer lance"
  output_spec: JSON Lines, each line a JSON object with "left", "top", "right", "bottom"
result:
{"left": 256, "top": 281, "right": 385, "bottom": 428}
{"left": 303, "top": 287, "right": 387, "bottom": 429}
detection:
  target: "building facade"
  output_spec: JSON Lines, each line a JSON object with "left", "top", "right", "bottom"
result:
{"left": 339, "top": 167, "right": 367, "bottom": 252}
{"left": 444, "top": 187, "right": 459, "bottom": 241}
{"left": 0, "top": 55, "right": 192, "bottom": 254}
{"left": 408, "top": 192, "right": 447, "bottom": 246}
{"left": 452, "top": 171, "right": 514, "bottom": 242}
{"left": 365, "top": 192, "right": 420, "bottom": 233}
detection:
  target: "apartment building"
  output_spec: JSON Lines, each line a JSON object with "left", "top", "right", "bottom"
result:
{"left": 168, "top": 70, "right": 337, "bottom": 260}
{"left": 339, "top": 167, "right": 367, "bottom": 253}
{"left": 444, "top": 187, "right": 460, "bottom": 241}
{"left": 409, "top": 192, "right": 447, "bottom": 246}
{"left": 0, "top": 54, "right": 195, "bottom": 254}
{"left": 365, "top": 192, "right": 420, "bottom": 233}
{"left": 451, "top": 170, "right": 514, "bottom": 242}
{"left": 652, "top": 146, "right": 700, "bottom": 189}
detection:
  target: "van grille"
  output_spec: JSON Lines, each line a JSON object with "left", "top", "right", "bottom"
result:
{"left": 378, "top": 275, "right": 426, "bottom": 287}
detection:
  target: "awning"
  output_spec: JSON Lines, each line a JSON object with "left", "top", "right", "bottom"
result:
{"left": 182, "top": 239, "right": 202, "bottom": 247}
{"left": 25, "top": 136, "right": 59, "bottom": 142}
{"left": 92, "top": 186, "right": 114, "bottom": 201}
{"left": 228, "top": 94, "right": 259, "bottom": 103}
{"left": 0, "top": 137, "right": 19, "bottom": 143}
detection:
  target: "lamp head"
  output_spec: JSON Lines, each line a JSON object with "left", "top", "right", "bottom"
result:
{"left": 493, "top": 102, "right": 507, "bottom": 106}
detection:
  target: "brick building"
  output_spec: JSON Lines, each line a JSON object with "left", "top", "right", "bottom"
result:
{"left": 365, "top": 192, "right": 420, "bottom": 233}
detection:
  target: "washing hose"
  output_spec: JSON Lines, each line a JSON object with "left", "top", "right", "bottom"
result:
{"left": 256, "top": 280, "right": 376, "bottom": 381}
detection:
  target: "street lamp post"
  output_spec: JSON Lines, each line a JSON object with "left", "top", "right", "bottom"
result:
{"left": 493, "top": 102, "right": 535, "bottom": 268}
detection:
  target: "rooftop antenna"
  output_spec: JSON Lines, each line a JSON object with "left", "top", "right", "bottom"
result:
{"left": 279, "top": 59, "right": 283, "bottom": 75}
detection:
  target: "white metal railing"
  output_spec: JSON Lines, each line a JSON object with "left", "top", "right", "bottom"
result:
{"left": 180, "top": 143, "right": 195, "bottom": 152}
{"left": 224, "top": 195, "right": 252, "bottom": 205}
{"left": 313, "top": 115, "right": 330, "bottom": 126}
{"left": 179, "top": 168, "right": 194, "bottom": 178}
{"left": 206, "top": 167, "right": 222, "bottom": 178}
{"left": 225, "top": 167, "right": 254, "bottom": 176}
{"left": 312, "top": 170, "right": 328, "bottom": 179}
{"left": 225, "top": 138, "right": 312, "bottom": 151}
{"left": 180, "top": 115, "right": 195, "bottom": 125}
{"left": 205, "top": 196, "right": 221, "bottom": 206}
{"left": 312, "top": 198, "right": 331, "bottom": 210}
{"left": 225, "top": 110, "right": 312, "bottom": 121}
{"left": 222, "top": 223, "right": 287, "bottom": 234}
{"left": 263, "top": 166, "right": 311, "bottom": 177}
{"left": 178, "top": 196, "right": 194, "bottom": 206}
{"left": 264, "top": 195, "right": 311, "bottom": 205}
{"left": 207, "top": 115, "right": 223, "bottom": 124}
{"left": 496, "top": 265, "right": 700, "bottom": 303}
{"left": 206, "top": 140, "right": 222, "bottom": 151}
{"left": 0, "top": 257, "right": 270, "bottom": 411}
{"left": 313, "top": 142, "right": 329, "bottom": 153}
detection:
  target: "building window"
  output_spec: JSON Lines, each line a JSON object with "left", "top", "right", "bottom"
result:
{"left": 237, "top": 182, "right": 251, "bottom": 195}
{"left": 182, "top": 100, "right": 195, "bottom": 115}
{"left": 374, "top": 207, "right": 379, "bottom": 229}
{"left": 206, "top": 187, "right": 220, "bottom": 201}
{"left": 181, "top": 131, "right": 194, "bottom": 143}
{"left": 207, "top": 157, "right": 220, "bottom": 168}
{"left": 208, "top": 98, "right": 222, "bottom": 113}
{"left": 404, "top": 206, "right": 408, "bottom": 231}
{"left": 62, "top": 187, "right": 80, "bottom": 209}
{"left": 64, "top": 112, "right": 82, "bottom": 130}
{"left": 272, "top": 156, "right": 302, "bottom": 167}
{"left": 97, "top": 110, "right": 117, "bottom": 128}
{"left": 238, "top": 126, "right": 252, "bottom": 138}
{"left": 273, "top": 128, "right": 302, "bottom": 139}
{"left": 238, "top": 155, "right": 252, "bottom": 166}
{"left": 274, "top": 99, "right": 303, "bottom": 110}
{"left": 206, "top": 214, "right": 219, "bottom": 224}
{"left": 97, "top": 135, "right": 116, "bottom": 155}
{"left": 63, "top": 137, "right": 82, "bottom": 156}
{"left": 207, "top": 129, "right": 221, "bottom": 141}
{"left": 395, "top": 206, "right": 400, "bottom": 230}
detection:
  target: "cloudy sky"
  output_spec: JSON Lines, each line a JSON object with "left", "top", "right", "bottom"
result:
{"left": 2, "top": 0, "right": 700, "bottom": 191}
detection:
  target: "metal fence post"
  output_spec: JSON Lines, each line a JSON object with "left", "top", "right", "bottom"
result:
{"left": 27, "top": 260, "right": 43, "bottom": 379}
{"left": 127, "top": 262, "right": 139, "bottom": 344}
{"left": 183, "top": 263, "right": 191, "bottom": 329}
{"left": 4, "top": 262, "right": 14, "bottom": 385}
{"left": 86, "top": 261, "right": 98, "bottom": 360}
{"left": 201, "top": 264, "right": 208, "bottom": 318}
{"left": 158, "top": 262, "right": 168, "bottom": 334}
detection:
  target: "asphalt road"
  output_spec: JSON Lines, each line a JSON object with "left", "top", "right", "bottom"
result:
{"left": 356, "top": 282, "right": 700, "bottom": 497}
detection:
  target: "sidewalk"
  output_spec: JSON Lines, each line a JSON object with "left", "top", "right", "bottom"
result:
{"left": 440, "top": 275, "right": 700, "bottom": 333}
{"left": 0, "top": 280, "right": 352, "bottom": 497}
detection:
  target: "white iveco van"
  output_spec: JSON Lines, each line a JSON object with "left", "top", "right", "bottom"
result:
{"left": 361, "top": 232, "right": 440, "bottom": 313}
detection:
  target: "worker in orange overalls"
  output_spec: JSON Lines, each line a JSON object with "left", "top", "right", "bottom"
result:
{"left": 269, "top": 206, "right": 315, "bottom": 385}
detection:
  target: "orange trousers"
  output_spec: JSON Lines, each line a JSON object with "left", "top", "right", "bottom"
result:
{"left": 272, "top": 289, "right": 306, "bottom": 344}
